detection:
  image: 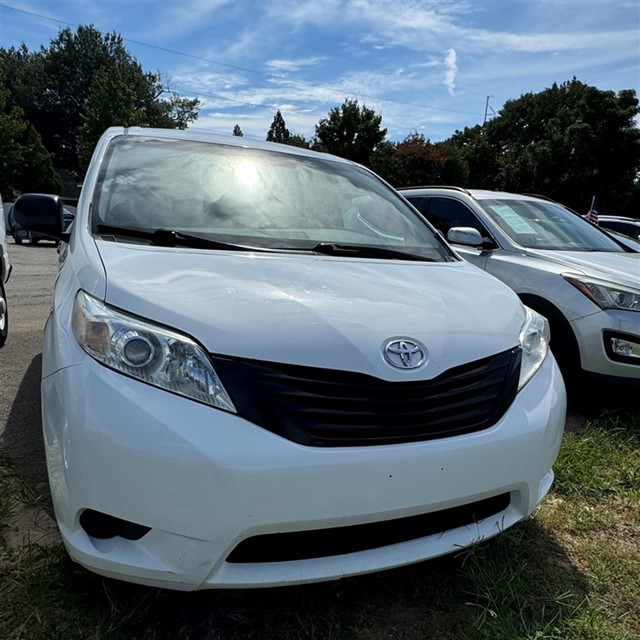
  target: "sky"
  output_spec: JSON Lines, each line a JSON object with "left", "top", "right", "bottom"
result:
{"left": 0, "top": 0, "right": 638, "bottom": 143}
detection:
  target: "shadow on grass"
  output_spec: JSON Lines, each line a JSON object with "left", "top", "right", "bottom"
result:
{"left": 565, "top": 373, "right": 640, "bottom": 420}
{"left": 1, "top": 517, "right": 590, "bottom": 640}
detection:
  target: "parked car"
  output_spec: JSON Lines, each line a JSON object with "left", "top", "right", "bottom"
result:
{"left": 0, "top": 193, "right": 11, "bottom": 347}
{"left": 12, "top": 127, "right": 566, "bottom": 591}
{"left": 399, "top": 187, "right": 640, "bottom": 390}
{"left": 3, "top": 201, "right": 13, "bottom": 235}
{"left": 597, "top": 215, "right": 640, "bottom": 241}
{"left": 11, "top": 203, "right": 76, "bottom": 244}
{"left": 604, "top": 229, "right": 640, "bottom": 252}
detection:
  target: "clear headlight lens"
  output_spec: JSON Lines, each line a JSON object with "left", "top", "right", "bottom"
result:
{"left": 563, "top": 274, "right": 640, "bottom": 311}
{"left": 72, "top": 290, "right": 236, "bottom": 412}
{"left": 518, "top": 306, "right": 550, "bottom": 389}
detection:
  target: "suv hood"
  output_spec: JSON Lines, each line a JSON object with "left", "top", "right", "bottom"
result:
{"left": 96, "top": 242, "right": 525, "bottom": 380}
{"left": 525, "top": 249, "right": 640, "bottom": 288}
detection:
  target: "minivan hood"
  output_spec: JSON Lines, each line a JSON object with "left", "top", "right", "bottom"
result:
{"left": 95, "top": 241, "right": 525, "bottom": 380}
{"left": 525, "top": 249, "right": 640, "bottom": 288}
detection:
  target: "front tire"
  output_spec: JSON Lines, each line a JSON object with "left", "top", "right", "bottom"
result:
{"left": 14, "top": 232, "right": 23, "bottom": 245}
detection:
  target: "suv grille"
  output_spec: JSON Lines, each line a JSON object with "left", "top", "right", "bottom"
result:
{"left": 212, "top": 348, "right": 521, "bottom": 447}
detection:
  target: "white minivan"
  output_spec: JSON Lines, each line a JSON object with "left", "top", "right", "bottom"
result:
{"left": 12, "top": 127, "right": 566, "bottom": 591}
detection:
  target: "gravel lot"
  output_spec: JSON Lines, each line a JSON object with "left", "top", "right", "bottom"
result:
{"left": 0, "top": 239, "right": 59, "bottom": 490}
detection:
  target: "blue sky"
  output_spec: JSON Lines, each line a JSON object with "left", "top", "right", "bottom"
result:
{"left": 1, "top": 1, "right": 638, "bottom": 143}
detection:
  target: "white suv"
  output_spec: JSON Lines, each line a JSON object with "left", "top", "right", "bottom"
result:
{"left": 0, "top": 192, "right": 11, "bottom": 347}
{"left": 11, "top": 128, "right": 566, "bottom": 591}
{"left": 399, "top": 187, "right": 640, "bottom": 391}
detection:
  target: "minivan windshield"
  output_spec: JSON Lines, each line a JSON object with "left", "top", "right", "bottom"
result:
{"left": 480, "top": 198, "right": 625, "bottom": 252}
{"left": 91, "top": 136, "right": 450, "bottom": 261}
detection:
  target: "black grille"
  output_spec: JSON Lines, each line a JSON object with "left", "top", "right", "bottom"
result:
{"left": 227, "top": 492, "right": 511, "bottom": 563}
{"left": 212, "top": 347, "right": 521, "bottom": 447}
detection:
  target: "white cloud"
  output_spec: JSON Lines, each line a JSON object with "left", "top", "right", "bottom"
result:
{"left": 444, "top": 49, "right": 457, "bottom": 95}
{"left": 264, "top": 57, "right": 328, "bottom": 73}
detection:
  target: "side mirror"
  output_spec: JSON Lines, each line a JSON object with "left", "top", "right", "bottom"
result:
{"left": 12, "top": 194, "right": 68, "bottom": 241}
{"left": 447, "top": 226, "right": 484, "bottom": 247}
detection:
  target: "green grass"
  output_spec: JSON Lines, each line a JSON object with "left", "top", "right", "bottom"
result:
{"left": 1, "top": 410, "right": 638, "bottom": 640}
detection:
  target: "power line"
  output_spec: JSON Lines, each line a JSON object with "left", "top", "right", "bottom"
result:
{"left": 0, "top": 2, "right": 484, "bottom": 118}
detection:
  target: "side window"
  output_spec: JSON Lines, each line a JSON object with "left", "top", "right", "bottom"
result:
{"left": 424, "top": 197, "right": 486, "bottom": 237}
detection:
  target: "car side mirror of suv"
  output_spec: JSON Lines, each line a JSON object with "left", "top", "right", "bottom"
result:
{"left": 447, "top": 226, "right": 485, "bottom": 247}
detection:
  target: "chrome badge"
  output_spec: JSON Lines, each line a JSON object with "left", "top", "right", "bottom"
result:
{"left": 383, "top": 338, "right": 426, "bottom": 369}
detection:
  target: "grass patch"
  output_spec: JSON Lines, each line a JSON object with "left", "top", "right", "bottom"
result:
{"left": 0, "top": 410, "right": 639, "bottom": 639}
{"left": 552, "top": 412, "right": 640, "bottom": 501}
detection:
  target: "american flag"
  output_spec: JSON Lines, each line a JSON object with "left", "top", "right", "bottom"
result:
{"left": 584, "top": 196, "right": 599, "bottom": 225}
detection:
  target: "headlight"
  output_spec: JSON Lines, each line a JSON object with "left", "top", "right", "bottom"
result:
{"left": 71, "top": 290, "right": 236, "bottom": 412}
{"left": 518, "top": 306, "right": 550, "bottom": 389}
{"left": 563, "top": 274, "right": 640, "bottom": 311}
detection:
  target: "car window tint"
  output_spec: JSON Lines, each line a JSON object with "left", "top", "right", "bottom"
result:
{"left": 423, "top": 197, "right": 486, "bottom": 236}
{"left": 601, "top": 220, "right": 640, "bottom": 238}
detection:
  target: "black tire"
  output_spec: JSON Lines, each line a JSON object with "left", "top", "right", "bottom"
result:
{"left": 28, "top": 231, "right": 38, "bottom": 245}
{"left": 14, "top": 232, "right": 23, "bottom": 245}
{"left": 0, "top": 280, "right": 8, "bottom": 348}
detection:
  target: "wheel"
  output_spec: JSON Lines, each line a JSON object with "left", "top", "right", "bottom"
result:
{"left": 0, "top": 280, "right": 8, "bottom": 348}
{"left": 14, "top": 232, "right": 22, "bottom": 245}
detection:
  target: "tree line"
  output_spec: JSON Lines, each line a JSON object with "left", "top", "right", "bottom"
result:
{"left": 1, "top": 25, "right": 639, "bottom": 216}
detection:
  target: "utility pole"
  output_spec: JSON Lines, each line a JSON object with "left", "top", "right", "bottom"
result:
{"left": 483, "top": 96, "right": 496, "bottom": 125}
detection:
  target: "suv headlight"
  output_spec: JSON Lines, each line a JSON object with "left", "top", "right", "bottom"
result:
{"left": 563, "top": 274, "right": 640, "bottom": 311}
{"left": 71, "top": 290, "right": 236, "bottom": 411}
{"left": 518, "top": 306, "right": 550, "bottom": 389}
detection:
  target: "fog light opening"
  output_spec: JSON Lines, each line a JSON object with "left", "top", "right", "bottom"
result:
{"left": 611, "top": 337, "right": 640, "bottom": 359}
{"left": 79, "top": 509, "right": 151, "bottom": 541}
{"left": 604, "top": 331, "right": 640, "bottom": 364}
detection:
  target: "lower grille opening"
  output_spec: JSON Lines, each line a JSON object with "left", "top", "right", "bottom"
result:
{"left": 80, "top": 509, "right": 151, "bottom": 541}
{"left": 227, "top": 492, "right": 510, "bottom": 563}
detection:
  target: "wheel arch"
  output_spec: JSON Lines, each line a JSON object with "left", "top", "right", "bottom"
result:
{"left": 519, "top": 293, "right": 582, "bottom": 379}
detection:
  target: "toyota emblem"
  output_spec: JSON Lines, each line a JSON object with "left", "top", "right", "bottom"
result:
{"left": 383, "top": 338, "right": 426, "bottom": 369}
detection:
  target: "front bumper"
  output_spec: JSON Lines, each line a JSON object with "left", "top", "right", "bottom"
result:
{"left": 42, "top": 353, "right": 566, "bottom": 590}
{"left": 572, "top": 310, "right": 640, "bottom": 383}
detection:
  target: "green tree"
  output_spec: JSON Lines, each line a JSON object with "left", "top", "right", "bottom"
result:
{"left": 285, "top": 133, "right": 310, "bottom": 149}
{"left": 1, "top": 25, "right": 200, "bottom": 180}
{"left": 0, "top": 78, "right": 61, "bottom": 198}
{"left": 266, "top": 110, "right": 290, "bottom": 143}
{"left": 370, "top": 135, "right": 468, "bottom": 188}
{"left": 448, "top": 124, "right": 501, "bottom": 190}
{"left": 77, "top": 66, "right": 141, "bottom": 170}
{"left": 232, "top": 124, "right": 244, "bottom": 137}
{"left": 452, "top": 79, "right": 640, "bottom": 214}
{"left": 369, "top": 140, "right": 401, "bottom": 184}
{"left": 312, "top": 98, "right": 387, "bottom": 166}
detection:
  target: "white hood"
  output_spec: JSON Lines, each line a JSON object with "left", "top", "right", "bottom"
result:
{"left": 96, "top": 241, "right": 525, "bottom": 380}
{"left": 525, "top": 249, "right": 640, "bottom": 287}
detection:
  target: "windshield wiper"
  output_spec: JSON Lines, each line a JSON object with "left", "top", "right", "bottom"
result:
{"left": 95, "top": 224, "right": 266, "bottom": 252}
{"left": 309, "top": 242, "right": 433, "bottom": 261}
